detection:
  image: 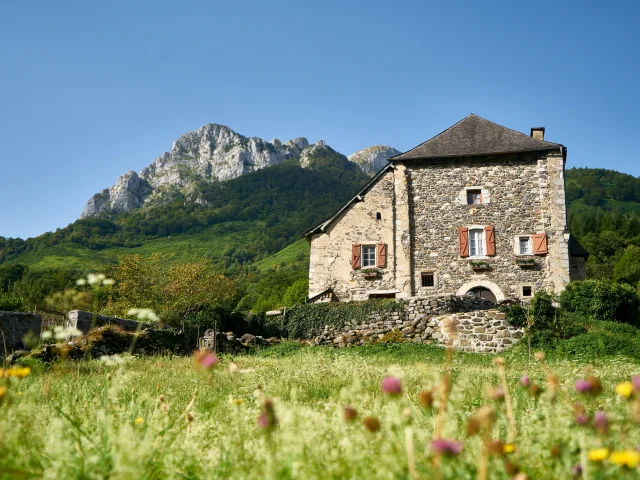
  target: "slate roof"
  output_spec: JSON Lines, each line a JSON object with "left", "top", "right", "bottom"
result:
{"left": 569, "top": 235, "right": 589, "bottom": 258}
{"left": 390, "top": 114, "right": 563, "bottom": 161}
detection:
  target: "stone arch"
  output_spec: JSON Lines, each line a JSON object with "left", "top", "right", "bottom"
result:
{"left": 457, "top": 280, "right": 506, "bottom": 302}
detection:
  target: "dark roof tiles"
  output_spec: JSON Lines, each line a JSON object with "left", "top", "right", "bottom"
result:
{"left": 391, "top": 114, "right": 563, "bottom": 161}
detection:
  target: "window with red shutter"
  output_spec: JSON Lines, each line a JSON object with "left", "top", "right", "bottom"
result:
{"left": 458, "top": 227, "right": 469, "bottom": 257}
{"left": 485, "top": 225, "right": 495, "bottom": 256}
{"left": 532, "top": 234, "right": 548, "bottom": 255}
{"left": 377, "top": 243, "right": 387, "bottom": 268}
{"left": 351, "top": 244, "right": 361, "bottom": 269}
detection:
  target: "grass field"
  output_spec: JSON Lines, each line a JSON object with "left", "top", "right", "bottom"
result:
{"left": 1, "top": 343, "right": 639, "bottom": 479}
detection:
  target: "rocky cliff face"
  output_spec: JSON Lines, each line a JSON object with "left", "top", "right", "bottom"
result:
{"left": 348, "top": 145, "right": 401, "bottom": 175}
{"left": 80, "top": 123, "right": 400, "bottom": 219}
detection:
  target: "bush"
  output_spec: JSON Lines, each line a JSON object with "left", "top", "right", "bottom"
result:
{"left": 0, "top": 291, "right": 24, "bottom": 311}
{"left": 501, "top": 304, "right": 527, "bottom": 328}
{"left": 529, "top": 292, "right": 556, "bottom": 329}
{"left": 559, "top": 280, "right": 640, "bottom": 326}
{"left": 557, "top": 321, "right": 640, "bottom": 360}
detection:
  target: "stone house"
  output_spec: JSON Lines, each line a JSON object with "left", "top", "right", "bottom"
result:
{"left": 305, "top": 114, "right": 588, "bottom": 303}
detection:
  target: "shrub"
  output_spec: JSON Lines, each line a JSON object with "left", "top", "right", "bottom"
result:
{"left": 559, "top": 280, "right": 640, "bottom": 326}
{"left": 529, "top": 291, "right": 556, "bottom": 329}
{"left": 557, "top": 321, "right": 640, "bottom": 360}
{"left": 500, "top": 304, "right": 527, "bottom": 328}
{"left": 0, "top": 291, "right": 24, "bottom": 312}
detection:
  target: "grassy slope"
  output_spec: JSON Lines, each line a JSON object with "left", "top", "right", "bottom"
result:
{"left": 1, "top": 345, "right": 638, "bottom": 478}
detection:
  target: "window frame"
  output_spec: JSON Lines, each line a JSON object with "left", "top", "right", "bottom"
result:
{"left": 521, "top": 285, "right": 534, "bottom": 299}
{"left": 468, "top": 228, "right": 486, "bottom": 257}
{"left": 421, "top": 271, "right": 436, "bottom": 288}
{"left": 361, "top": 244, "right": 377, "bottom": 268}
{"left": 514, "top": 235, "right": 534, "bottom": 255}
{"left": 466, "top": 189, "right": 483, "bottom": 205}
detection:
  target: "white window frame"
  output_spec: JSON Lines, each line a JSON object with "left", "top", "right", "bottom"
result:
{"left": 469, "top": 228, "right": 486, "bottom": 257}
{"left": 520, "top": 284, "right": 534, "bottom": 299}
{"left": 514, "top": 235, "right": 533, "bottom": 255}
{"left": 361, "top": 245, "right": 376, "bottom": 268}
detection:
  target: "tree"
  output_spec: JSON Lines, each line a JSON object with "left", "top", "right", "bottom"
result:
{"left": 613, "top": 245, "right": 640, "bottom": 286}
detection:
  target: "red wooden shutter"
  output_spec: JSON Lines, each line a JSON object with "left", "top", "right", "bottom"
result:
{"left": 532, "top": 234, "right": 548, "bottom": 255}
{"left": 377, "top": 243, "right": 387, "bottom": 268}
{"left": 458, "top": 227, "right": 469, "bottom": 257}
{"left": 351, "top": 244, "right": 361, "bottom": 269}
{"left": 485, "top": 225, "right": 496, "bottom": 256}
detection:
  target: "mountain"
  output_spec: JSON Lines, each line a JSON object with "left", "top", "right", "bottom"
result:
{"left": 348, "top": 145, "right": 401, "bottom": 175}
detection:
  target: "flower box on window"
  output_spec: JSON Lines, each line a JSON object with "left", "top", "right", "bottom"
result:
{"left": 514, "top": 256, "right": 536, "bottom": 267}
{"left": 360, "top": 268, "right": 379, "bottom": 279}
{"left": 468, "top": 260, "right": 491, "bottom": 271}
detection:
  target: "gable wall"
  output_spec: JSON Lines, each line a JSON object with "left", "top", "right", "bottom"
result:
{"left": 308, "top": 169, "right": 395, "bottom": 300}
{"left": 406, "top": 151, "right": 566, "bottom": 298}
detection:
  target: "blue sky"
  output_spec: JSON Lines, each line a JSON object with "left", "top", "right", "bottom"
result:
{"left": 1, "top": 0, "right": 638, "bottom": 239}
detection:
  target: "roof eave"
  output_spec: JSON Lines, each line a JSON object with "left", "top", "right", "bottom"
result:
{"left": 389, "top": 145, "right": 564, "bottom": 162}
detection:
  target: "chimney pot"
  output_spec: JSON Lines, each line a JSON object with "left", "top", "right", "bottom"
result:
{"left": 531, "top": 127, "right": 545, "bottom": 141}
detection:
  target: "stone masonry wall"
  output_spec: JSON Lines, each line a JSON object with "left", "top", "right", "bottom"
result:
{"left": 309, "top": 296, "right": 523, "bottom": 353}
{"left": 0, "top": 311, "right": 42, "bottom": 351}
{"left": 406, "top": 152, "right": 565, "bottom": 299}
{"left": 308, "top": 169, "right": 396, "bottom": 301}
{"left": 67, "top": 310, "right": 153, "bottom": 335}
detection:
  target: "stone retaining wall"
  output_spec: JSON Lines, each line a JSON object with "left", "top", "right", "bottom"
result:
{"left": 0, "top": 311, "right": 42, "bottom": 351}
{"left": 309, "top": 296, "right": 523, "bottom": 353}
{"left": 67, "top": 310, "right": 153, "bottom": 335}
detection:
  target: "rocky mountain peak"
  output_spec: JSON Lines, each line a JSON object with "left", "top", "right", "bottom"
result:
{"left": 348, "top": 145, "right": 401, "bottom": 175}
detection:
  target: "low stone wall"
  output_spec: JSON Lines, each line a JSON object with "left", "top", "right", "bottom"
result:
{"left": 309, "top": 296, "right": 523, "bottom": 353}
{"left": 67, "top": 310, "right": 153, "bottom": 335}
{"left": 0, "top": 311, "right": 42, "bottom": 351}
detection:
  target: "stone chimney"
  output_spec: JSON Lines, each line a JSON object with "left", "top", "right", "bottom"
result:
{"left": 530, "top": 127, "right": 545, "bottom": 141}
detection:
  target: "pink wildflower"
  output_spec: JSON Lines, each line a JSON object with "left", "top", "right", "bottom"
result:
{"left": 381, "top": 376, "right": 402, "bottom": 396}
{"left": 632, "top": 375, "right": 640, "bottom": 392}
{"left": 194, "top": 349, "right": 218, "bottom": 371}
{"left": 431, "top": 439, "right": 463, "bottom": 456}
{"left": 520, "top": 375, "right": 531, "bottom": 387}
{"left": 593, "top": 411, "right": 608, "bottom": 435}
{"left": 575, "top": 380, "right": 591, "bottom": 393}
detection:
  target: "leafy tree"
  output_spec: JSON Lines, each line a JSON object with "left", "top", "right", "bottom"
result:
{"left": 613, "top": 245, "right": 640, "bottom": 286}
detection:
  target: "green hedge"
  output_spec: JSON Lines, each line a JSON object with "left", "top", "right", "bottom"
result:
{"left": 283, "top": 300, "right": 404, "bottom": 339}
{"left": 559, "top": 280, "right": 640, "bottom": 326}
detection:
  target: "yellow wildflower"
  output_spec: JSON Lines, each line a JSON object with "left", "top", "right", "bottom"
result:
{"left": 2, "top": 366, "right": 31, "bottom": 379}
{"left": 0, "top": 386, "right": 6, "bottom": 400}
{"left": 503, "top": 443, "right": 516, "bottom": 454}
{"left": 616, "top": 382, "right": 634, "bottom": 399}
{"left": 231, "top": 398, "right": 245, "bottom": 405}
{"left": 135, "top": 417, "right": 144, "bottom": 425}
{"left": 610, "top": 451, "right": 640, "bottom": 468}
{"left": 588, "top": 448, "right": 610, "bottom": 462}
{"left": 18, "top": 391, "right": 22, "bottom": 396}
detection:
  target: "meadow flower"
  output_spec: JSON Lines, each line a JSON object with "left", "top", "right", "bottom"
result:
{"left": 0, "top": 386, "right": 6, "bottom": 400}
{"left": 550, "top": 444, "right": 561, "bottom": 457}
{"left": 572, "top": 464, "right": 583, "bottom": 477}
{"left": 588, "top": 448, "right": 609, "bottom": 462}
{"left": 575, "top": 376, "right": 602, "bottom": 396}
{"left": 418, "top": 390, "right": 433, "bottom": 408}
{"left": 519, "top": 375, "right": 531, "bottom": 387}
{"left": 575, "top": 380, "right": 591, "bottom": 393}
{"left": 431, "top": 439, "right": 463, "bottom": 456}
{"left": 534, "top": 351, "right": 545, "bottom": 362}
{"left": 135, "top": 417, "right": 144, "bottom": 425}
{"left": 2, "top": 366, "right": 31, "bottom": 378}
{"left": 362, "top": 416, "right": 380, "bottom": 432}
{"left": 487, "top": 385, "right": 505, "bottom": 401}
{"left": 528, "top": 384, "right": 542, "bottom": 397}
{"left": 466, "top": 406, "right": 494, "bottom": 436}
{"left": 616, "top": 381, "right": 634, "bottom": 399}
{"left": 228, "top": 362, "right": 239, "bottom": 374}
{"left": 127, "top": 308, "right": 160, "bottom": 322}
{"left": 343, "top": 405, "right": 358, "bottom": 423}
{"left": 593, "top": 411, "right": 609, "bottom": 435}
{"left": 487, "top": 440, "right": 504, "bottom": 456}
{"left": 632, "top": 375, "right": 640, "bottom": 392}
{"left": 194, "top": 349, "right": 218, "bottom": 371}
{"left": 609, "top": 450, "right": 640, "bottom": 468}
{"left": 503, "top": 443, "right": 516, "bottom": 454}
{"left": 573, "top": 403, "right": 589, "bottom": 425}
{"left": 380, "top": 376, "right": 402, "bottom": 396}
{"left": 257, "top": 399, "right": 277, "bottom": 431}
{"left": 493, "top": 357, "right": 505, "bottom": 367}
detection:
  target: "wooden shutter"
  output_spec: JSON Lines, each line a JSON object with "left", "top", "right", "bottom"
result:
{"left": 485, "top": 225, "right": 496, "bottom": 256}
{"left": 532, "top": 234, "right": 548, "bottom": 255}
{"left": 351, "top": 244, "right": 361, "bottom": 269}
{"left": 458, "top": 227, "right": 469, "bottom": 257}
{"left": 377, "top": 243, "right": 387, "bottom": 268}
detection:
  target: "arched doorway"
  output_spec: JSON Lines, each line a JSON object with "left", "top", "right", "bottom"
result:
{"left": 466, "top": 287, "right": 497, "bottom": 304}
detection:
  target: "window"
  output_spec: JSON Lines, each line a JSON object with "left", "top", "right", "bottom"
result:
{"left": 469, "top": 229, "right": 485, "bottom": 256}
{"left": 376, "top": 212, "right": 382, "bottom": 220}
{"left": 362, "top": 245, "right": 376, "bottom": 267}
{"left": 519, "top": 236, "right": 531, "bottom": 254}
{"left": 522, "top": 286, "right": 533, "bottom": 297}
{"left": 467, "top": 190, "right": 482, "bottom": 205}
{"left": 421, "top": 272, "right": 435, "bottom": 288}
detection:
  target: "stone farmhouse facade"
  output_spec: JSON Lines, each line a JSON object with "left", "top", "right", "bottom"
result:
{"left": 305, "top": 114, "right": 588, "bottom": 303}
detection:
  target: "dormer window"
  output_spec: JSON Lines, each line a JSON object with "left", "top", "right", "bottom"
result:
{"left": 467, "top": 190, "right": 482, "bottom": 205}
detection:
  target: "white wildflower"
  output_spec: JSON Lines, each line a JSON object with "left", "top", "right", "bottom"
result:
{"left": 41, "top": 330, "right": 52, "bottom": 340}
{"left": 127, "top": 308, "right": 160, "bottom": 322}
{"left": 102, "top": 278, "right": 115, "bottom": 286}
{"left": 76, "top": 278, "right": 87, "bottom": 286}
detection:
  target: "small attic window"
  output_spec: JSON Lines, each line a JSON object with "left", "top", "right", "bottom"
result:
{"left": 376, "top": 212, "right": 382, "bottom": 220}
{"left": 467, "top": 190, "right": 482, "bottom": 205}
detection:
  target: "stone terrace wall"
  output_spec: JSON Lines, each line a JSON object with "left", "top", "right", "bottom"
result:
{"left": 309, "top": 296, "right": 523, "bottom": 353}
{"left": 67, "top": 310, "right": 153, "bottom": 335}
{"left": 0, "top": 311, "right": 42, "bottom": 351}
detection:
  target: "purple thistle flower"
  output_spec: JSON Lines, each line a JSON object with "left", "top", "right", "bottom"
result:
{"left": 593, "top": 411, "right": 608, "bottom": 435}
{"left": 572, "top": 464, "right": 583, "bottom": 478}
{"left": 632, "top": 375, "right": 640, "bottom": 392}
{"left": 381, "top": 376, "right": 402, "bottom": 396}
{"left": 520, "top": 375, "right": 531, "bottom": 387}
{"left": 575, "top": 380, "right": 591, "bottom": 394}
{"left": 575, "top": 414, "right": 589, "bottom": 425}
{"left": 431, "top": 439, "right": 463, "bottom": 456}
